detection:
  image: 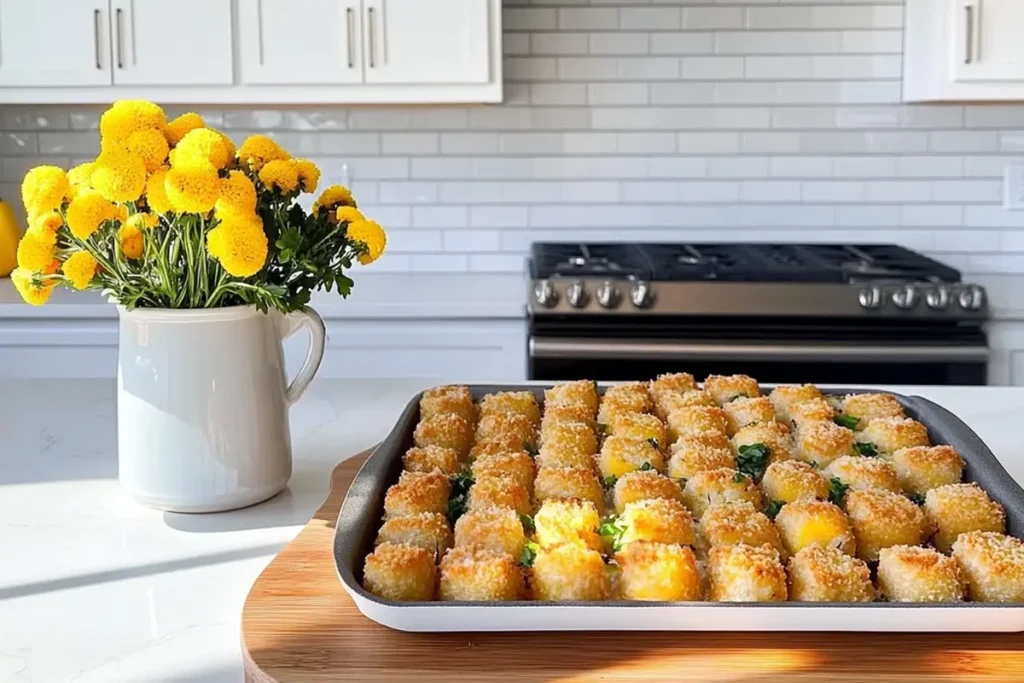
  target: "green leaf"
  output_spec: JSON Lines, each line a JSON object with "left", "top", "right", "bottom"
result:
{"left": 447, "top": 494, "right": 468, "bottom": 525}
{"left": 736, "top": 443, "right": 771, "bottom": 482}
{"left": 525, "top": 442, "right": 539, "bottom": 458}
{"left": 732, "top": 471, "right": 748, "bottom": 484}
{"left": 519, "top": 541, "right": 540, "bottom": 567}
{"left": 519, "top": 514, "right": 536, "bottom": 533}
{"left": 602, "top": 474, "right": 618, "bottom": 489}
{"left": 828, "top": 477, "right": 850, "bottom": 507}
{"left": 908, "top": 492, "right": 926, "bottom": 506}
{"left": 639, "top": 461, "right": 654, "bottom": 472}
{"left": 765, "top": 500, "right": 784, "bottom": 520}
{"left": 854, "top": 442, "right": 879, "bottom": 457}
{"left": 596, "top": 423, "right": 609, "bottom": 438}
{"left": 833, "top": 414, "right": 860, "bottom": 430}
{"left": 598, "top": 518, "right": 626, "bottom": 553}
{"left": 646, "top": 437, "right": 660, "bottom": 450}
{"left": 450, "top": 471, "right": 475, "bottom": 497}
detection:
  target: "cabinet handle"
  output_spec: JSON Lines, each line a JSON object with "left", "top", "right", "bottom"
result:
{"left": 115, "top": 8, "right": 124, "bottom": 69}
{"left": 93, "top": 9, "right": 102, "bottom": 69}
{"left": 965, "top": 5, "right": 974, "bottom": 64}
{"left": 346, "top": 7, "right": 354, "bottom": 68}
{"left": 367, "top": 7, "right": 375, "bottom": 68}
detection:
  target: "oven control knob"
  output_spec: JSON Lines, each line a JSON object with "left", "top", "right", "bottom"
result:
{"left": 533, "top": 280, "right": 558, "bottom": 308}
{"left": 595, "top": 281, "right": 620, "bottom": 309}
{"left": 630, "top": 281, "right": 654, "bottom": 309}
{"left": 567, "top": 280, "right": 589, "bottom": 308}
{"left": 892, "top": 285, "right": 919, "bottom": 310}
{"left": 958, "top": 285, "right": 986, "bottom": 311}
{"left": 858, "top": 286, "right": 883, "bottom": 310}
{"left": 926, "top": 287, "right": 950, "bottom": 310}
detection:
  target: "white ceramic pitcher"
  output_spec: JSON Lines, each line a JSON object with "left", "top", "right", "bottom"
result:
{"left": 116, "top": 305, "right": 326, "bottom": 513}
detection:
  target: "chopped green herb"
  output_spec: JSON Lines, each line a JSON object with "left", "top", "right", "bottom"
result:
{"left": 639, "top": 461, "right": 654, "bottom": 472}
{"left": 450, "top": 471, "right": 475, "bottom": 497}
{"left": 447, "top": 494, "right": 468, "bottom": 524}
{"left": 447, "top": 472, "right": 474, "bottom": 524}
{"left": 828, "top": 477, "right": 850, "bottom": 507}
{"left": 599, "top": 518, "right": 626, "bottom": 553}
{"left": 602, "top": 474, "right": 618, "bottom": 489}
{"left": 732, "top": 471, "right": 748, "bottom": 484}
{"left": 833, "top": 414, "right": 860, "bottom": 430}
{"left": 646, "top": 437, "right": 660, "bottom": 450}
{"left": 765, "top": 500, "right": 784, "bottom": 520}
{"left": 519, "top": 513, "right": 536, "bottom": 533}
{"left": 525, "top": 441, "right": 539, "bottom": 457}
{"left": 519, "top": 541, "right": 539, "bottom": 567}
{"left": 854, "top": 442, "right": 879, "bottom": 457}
{"left": 736, "top": 443, "right": 771, "bottom": 482}
{"left": 596, "top": 423, "right": 609, "bottom": 438}
{"left": 908, "top": 492, "right": 926, "bottom": 506}
{"left": 727, "top": 394, "right": 746, "bottom": 403}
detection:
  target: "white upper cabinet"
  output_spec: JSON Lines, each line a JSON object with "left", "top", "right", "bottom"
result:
{"left": 905, "top": 0, "right": 1024, "bottom": 101}
{"left": 0, "top": 0, "right": 112, "bottom": 86}
{"left": 0, "top": 0, "right": 501, "bottom": 103}
{"left": 239, "top": 0, "right": 362, "bottom": 85}
{"left": 109, "top": 0, "right": 233, "bottom": 85}
{"left": 362, "top": 0, "right": 491, "bottom": 85}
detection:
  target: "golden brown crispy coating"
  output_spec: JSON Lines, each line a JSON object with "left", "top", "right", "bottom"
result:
{"left": 699, "top": 501, "right": 784, "bottom": 556}
{"left": 534, "top": 465, "right": 605, "bottom": 514}
{"left": 721, "top": 396, "right": 776, "bottom": 436}
{"left": 952, "top": 531, "right": 1024, "bottom": 603}
{"left": 454, "top": 506, "right": 527, "bottom": 559}
{"left": 402, "top": 445, "right": 462, "bottom": 476}
{"left": 886, "top": 445, "right": 964, "bottom": 496}
{"left": 824, "top": 455, "right": 901, "bottom": 494}
{"left": 794, "top": 421, "right": 854, "bottom": 467}
{"left": 703, "top": 374, "right": 761, "bottom": 405}
{"left": 615, "top": 541, "right": 701, "bottom": 601}
{"left": 613, "top": 470, "right": 686, "bottom": 514}
{"left": 857, "top": 416, "right": 930, "bottom": 455}
{"left": 844, "top": 489, "right": 930, "bottom": 562}
{"left": 617, "top": 497, "right": 696, "bottom": 548}
{"left": 363, "top": 542, "right": 437, "bottom": 601}
{"left": 681, "top": 468, "right": 764, "bottom": 521}
{"left": 478, "top": 391, "right": 541, "bottom": 425}
{"left": 420, "top": 385, "right": 476, "bottom": 425}
{"left": 597, "top": 435, "right": 665, "bottom": 479}
{"left": 467, "top": 474, "right": 532, "bottom": 517}
{"left": 769, "top": 384, "right": 823, "bottom": 423}
{"left": 760, "top": 460, "right": 829, "bottom": 504}
{"left": 924, "top": 483, "right": 1006, "bottom": 553}
{"left": 413, "top": 412, "right": 472, "bottom": 458}
{"left": 376, "top": 512, "right": 453, "bottom": 558}
{"left": 534, "top": 499, "right": 602, "bottom": 551}
{"left": 471, "top": 450, "right": 536, "bottom": 496}
{"left": 531, "top": 543, "right": 607, "bottom": 600}
{"left": 841, "top": 393, "right": 905, "bottom": 430}
{"left": 878, "top": 545, "right": 966, "bottom": 603}
{"left": 775, "top": 500, "right": 856, "bottom": 557}
{"left": 544, "top": 380, "right": 599, "bottom": 416}
{"left": 666, "top": 405, "right": 729, "bottom": 442}
{"left": 439, "top": 546, "right": 524, "bottom": 601}
{"left": 668, "top": 432, "right": 736, "bottom": 481}
{"left": 383, "top": 471, "right": 451, "bottom": 519}
{"left": 708, "top": 544, "right": 787, "bottom": 602}
{"left": 788, "top": 546, "right": 874, "bottom": 602}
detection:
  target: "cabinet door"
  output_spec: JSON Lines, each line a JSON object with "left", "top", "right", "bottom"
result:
{"left": 363, "top": 0, "right": 490, "bottom": 85}
{"left": 952, "top": 0, "right": 1024, "bottom": 82}
{"left": 109, "top": 0, "right": 233, "bottom": 85}
{"left": 239, "top": 0, "right": 363, "bottom": 85}
{"left": 0, "top": 0, "right": 112, "bottom": 86}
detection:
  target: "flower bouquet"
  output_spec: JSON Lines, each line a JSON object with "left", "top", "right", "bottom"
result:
{"left": 12, "top": 100, "right": 387, "bottom": 512}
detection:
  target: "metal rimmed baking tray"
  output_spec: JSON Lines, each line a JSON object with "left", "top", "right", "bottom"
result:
{"left": 335, "top": 386, "right": 1024, "bottom": 632}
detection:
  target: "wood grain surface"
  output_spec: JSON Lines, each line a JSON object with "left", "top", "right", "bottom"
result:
{"left": 241, "top": 450, "right": 1024, "bottom": 683}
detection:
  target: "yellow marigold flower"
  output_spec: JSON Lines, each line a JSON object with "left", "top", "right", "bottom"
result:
{"left": 220, "top": 132, "right": 236, "bottom": 166}
{"left": 65, "top": 162, "right": 95, "bottom": 202}
{"left": 237, "top": 134, "right": 288, "bottom": 171}
{"left": 66, "top": 190, "right": 115, "bottom": 240}
{"left": 164, "top": 163, "right": 219, "bottom": 214}
{"left": 130, "top": 212, "right": 158, "bottom": 229}
{"left": 215, "top": 170, "right": 257, "bottom": 217}
{"left": 61, "top": 250, "right": 99, "bottom": 290}
{"left": 206, "top": 214, "right": 268, "bottom": 277}
{"left": 11, "top": 267, "right": 55, "bottom": 306}
{"left": 100, "top": 100, "right": 167, "bottom": 143}
{"left": 258, "top": 159, "right": 300, "bottom": 194}
{"left": 30, "top": 210, "right": 64, "bottom": 235}
{"left": 125, "top": 128, "right": 169, "bottom": 173}
{"left": 335, "top": 206, "right": 364, "bottom": 224}
{"left": 118, "top": 221, "right": 145, "bottom": 259}
{"left": 312, "top": 184, "right": 356, "bottom": 217}
{"left": 16, "top": 225, "right": 57, "bottom": 272}
{"left": 294, "top": 159, "right": 320, "bottom": 193}
{"left": 347, "top": 219, "right": 387, "bottom": 265}
{"left": 145, "top": 166, "right": 173, "bottom": 215}
{"left": 112, "top": 204, "right": 129, "bottom": 223}
{"left": 164, "top": 112, "right": 205, "bottom": 146}
{"left": 173, "top": 128, "right": 232, "bottom": 170}
{"left": 92, "top": 148, "right": 146, "bottom": 203}
{"left": 22, "top": 165, "right": 69, "bottom": 219}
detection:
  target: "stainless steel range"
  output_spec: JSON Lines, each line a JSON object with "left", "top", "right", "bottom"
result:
{"left": 527, "top": 243, "right": 990, "bottom": 385}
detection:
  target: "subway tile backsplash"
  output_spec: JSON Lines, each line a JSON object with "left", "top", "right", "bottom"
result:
{"left": 2, "top": 0, "right": 1024, "bottom": 277}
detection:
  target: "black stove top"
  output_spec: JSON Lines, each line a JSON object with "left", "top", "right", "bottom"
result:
{"left": 530, "top": 243, "right": 962, "bottom": 284}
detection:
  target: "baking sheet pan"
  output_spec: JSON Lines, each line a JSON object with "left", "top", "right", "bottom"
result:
{"left": 335, "top": 385, "right": 1024, "bottom": 632}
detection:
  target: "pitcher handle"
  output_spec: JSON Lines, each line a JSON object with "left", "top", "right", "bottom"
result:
{"left": 280, "top": 306, "right": 327, "bottom": 406}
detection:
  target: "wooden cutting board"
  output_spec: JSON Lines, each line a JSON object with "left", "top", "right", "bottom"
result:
{"left": 241, "top": 450, "right": 1024, "bottom": 683}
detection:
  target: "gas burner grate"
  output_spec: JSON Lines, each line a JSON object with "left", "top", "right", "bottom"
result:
{"left": 530, "top": 243, "right": 652, "bottom": 280}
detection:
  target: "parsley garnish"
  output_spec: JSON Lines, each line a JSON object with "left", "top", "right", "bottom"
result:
{"left": 602, "top": 474, "right": 618, "bottom": 489}
{"left": 646, "top": 437, "right": 660, "bottom": 450}
{"left": 447, "top": 471, "right": 475, "bottom": 524}
{"left": 519, "top": 541, "right": 539, "bottom": 567}
{"left": 599, "top": 517, "right": 626, "bottom": 553}
{"left": 827, "top": 477, "right": 850, "bottom": 507}
{"left": 736, "top": 443, "right": 771, "bottom": 482}
{"left": 727, "top": 394, "right": 745, "bottom": 402}
{"left": 732, "top": 471, "right": 748, "bottom": 484}
{"left": 833, "top": 414, "right": 860, "bottom": 430}
{"left": 525, "top": 441, "right": 539, "bottom": 457}
{"left": 596, "top": 423, "right": 609, "bottom": 438}
{"left": 520, "top": 513, "right": 536, "bottom": 533}
{"left": 765, "top": 500, "right": 784, "bottom": 519}
{"left": 908, "top": 492, "right": 926, "bottom": 506}
{"left": 854, "top": 442, "right": 879, "bottom": 457}
{"left": 639, "top": 461, "right": 654, "bottom": 472}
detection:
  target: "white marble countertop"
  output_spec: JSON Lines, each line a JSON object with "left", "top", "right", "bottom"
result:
{"left": 3, "top": 380, "right": 1024, "bottom": 683}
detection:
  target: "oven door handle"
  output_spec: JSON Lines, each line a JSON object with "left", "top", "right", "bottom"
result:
{"left": 529, "top": 338, "right": 990, "bottom": 363}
